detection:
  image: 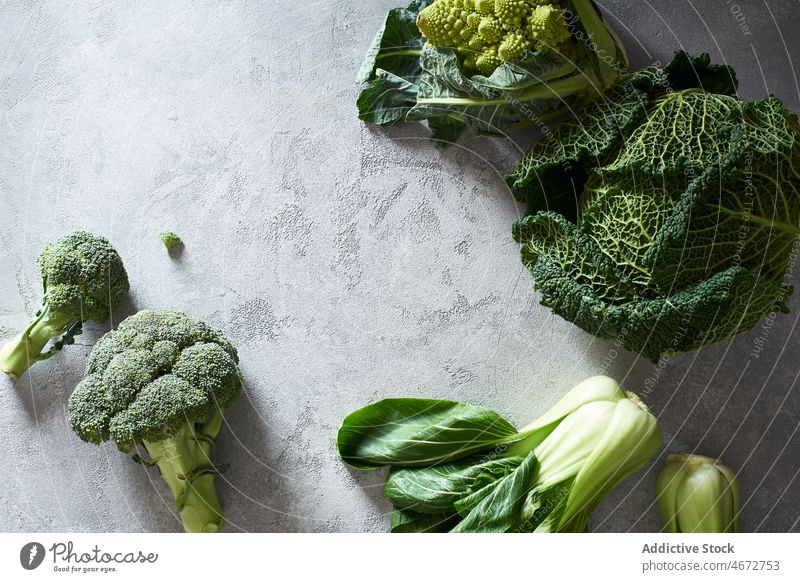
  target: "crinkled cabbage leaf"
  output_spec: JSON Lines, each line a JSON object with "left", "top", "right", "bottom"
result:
{"left": 509, "top": 52, "right": 800, "bottom": 362}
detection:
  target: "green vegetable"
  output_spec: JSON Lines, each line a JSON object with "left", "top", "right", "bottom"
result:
{"left": 417, "top": 0, "right": 572, "bottom": 75}
{"left": 657, "top": 454, "right": 739, "bottom": 533}
{"left": 159, "top": 231, "right": 183, "bottom": 251}
{"left": 0, "top": 231, "right": 129, "bottom": 380}
{"left": 68, "top": 310, "right": 243, "bottom": 533}
{"left": 357, "top": 0, "right": 626, "bottom": 141}
{"left": 337, "top": 375, "right": 661, "bottom": 532}
{"left": 509, "top": 51, "right": 800, "bottom": 362}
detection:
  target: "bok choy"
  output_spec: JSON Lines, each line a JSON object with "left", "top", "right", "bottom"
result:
{"left": 657, "top": 454, "right": 739, "bottom": 533}
{"left": 337, "top": 375, "right": 661, "bottom": 532}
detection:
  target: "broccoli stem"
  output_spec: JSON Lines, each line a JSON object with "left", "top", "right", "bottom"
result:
{"left": 0, "top": 306, "right": 74, "bottom": 379}
{"left": 570, "top": 0, "right": 627, "bottom": 88}
{"left": 143, "top": 412, "right": 226, "bottom": 533}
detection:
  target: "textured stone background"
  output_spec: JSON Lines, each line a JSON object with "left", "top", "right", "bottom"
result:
{"left": 1, "top": 0, "right": 799, "bottom": 532}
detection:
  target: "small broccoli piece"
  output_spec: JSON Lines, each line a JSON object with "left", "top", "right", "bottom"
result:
{"left": 159, "top": 231, "right": 183, "bottom": 251}
{"left": 475, "top": 0, "right": 494, "bottom": 16}
{"left": 528, "top": 4, "right": 571, "bottom": 52}
{"left": 0, "top": 231, "right": 129, "bottom": 380}
{"left": 417, "top": 0, "right": 571, "bottom": 75}
{"left": 498, "top": 31, "right": 527, "bottom": 61}
{"left": 68, "top": 310, "right": 243, "bottom": 533}
{"left": 494, "top": 0, "right": 528, "bottom": 28}
{"left": 476, "top": 46, "right": 501, "bottom": 76}
{"left": 477, "top": 17, "right": 503, "bottom": 44}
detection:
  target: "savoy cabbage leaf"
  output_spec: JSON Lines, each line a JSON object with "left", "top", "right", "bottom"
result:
{"left": 510, "top": 51, "right": 799, "bottom": 362}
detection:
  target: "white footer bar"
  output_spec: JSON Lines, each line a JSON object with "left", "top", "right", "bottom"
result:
{"left": 1, "top": 533, "right": 796, "bottom": 580}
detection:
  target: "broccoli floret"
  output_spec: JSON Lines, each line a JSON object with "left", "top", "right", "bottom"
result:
{"left": 0, "top": 231, "right": 129, "bottom": 380}
{"left": 475, "top": 45, "right": 501, "bottom": 76}
{"left": 68, "top": 310, "right": 243, "bottom": 533}
{"left": 494, "top": 0, "right": 528, "bottom": 28}
{"left": 159, "top": 231, "right": 183, "bottom": 251}
{"left": 498, "top": 31, "right": 527, "bottom": 61}
{"left": 417, "top": 0, "right": 572, "bottom": 74}
{"left": 527, "top": 4, "right": 571, "bottom": 52}
{"left": 477, "top": 17, "right": 503, "bottom": 44}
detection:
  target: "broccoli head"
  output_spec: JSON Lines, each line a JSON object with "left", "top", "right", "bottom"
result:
{"left": 417, "top": 0, "right": 572, "bottom": 75}
{"left": 0, "top": 230, "right": 129, "bottom": 379}
{"left": 68, "top": 309, "right": 243, "bottom": 533}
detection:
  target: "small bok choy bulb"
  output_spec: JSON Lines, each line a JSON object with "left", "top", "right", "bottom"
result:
{"left": 502, "top": 376, "right": 663, "bottom": 532}
{"left": 657, "top": 454, "right": 739, "bottom": 533}
{"left": 337, "top": 375, "right": 662, "bottom": 532}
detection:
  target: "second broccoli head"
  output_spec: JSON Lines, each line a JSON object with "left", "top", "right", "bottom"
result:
{"left": 357, "top": 0, "right": 626, "bottom": 141}
{"left": 418, "top": 0, "right": 572, "bottom": 75}
{"left": 0, "top": 230, "right": 129, "bottom": 379}
{"left": 68, "top": 309, "right": 243, "bottom": 533}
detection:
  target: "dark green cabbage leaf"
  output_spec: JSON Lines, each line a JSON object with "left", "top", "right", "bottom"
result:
{"left": 509, "top": 52, "right": 800, "bottom": 362}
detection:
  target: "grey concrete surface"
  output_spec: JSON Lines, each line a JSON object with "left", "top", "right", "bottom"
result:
{"left": 0, "top": 0, "right": 799, "bottom": 533}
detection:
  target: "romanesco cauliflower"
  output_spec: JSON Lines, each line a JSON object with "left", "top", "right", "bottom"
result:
{"left": 417, "top": 0, "right": 571, "bottom": 75}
